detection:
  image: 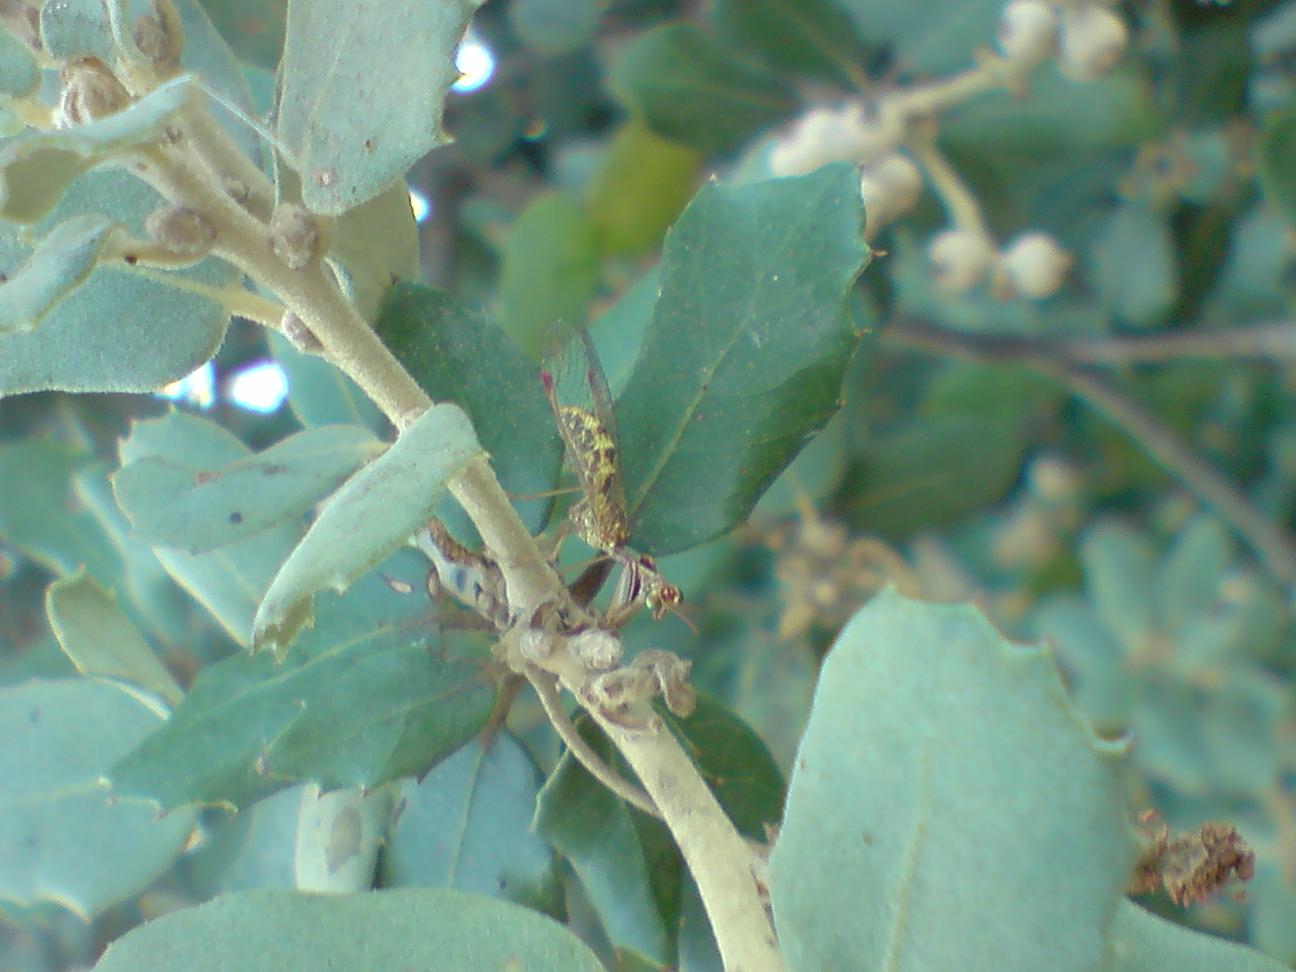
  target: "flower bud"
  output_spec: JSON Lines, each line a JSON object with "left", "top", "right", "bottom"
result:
{"left": 145, "top": 205, "right": 216, "bottom": 259}
{"left": 859, "top": 153, "right": 924, "bottom": 233}
{"left": 270, "top": 204, "right": 325, "bottom": 270}
{"left": 1059, "top": 4, "right": 1129, "bottom": 81}
{"left": 771, "top": 102, "right": 895, "bottom": 176}
{"left": 928, "top": 229, "right": 995, "bottom": 292}
{"left": 998, "top": 0, "right": 1058, "bottom": 65}
{"left": 1027, "top": 454, "right": 1081, "bottom": 503}
{"left": 999, "top": 231, "right": 1071, "bottom": 298}
{"left": 280, "top": 312, "right": 323, "bottom": 354}
{"left": 55, "top": 56, "right": 130, "bottom": 127}
{"left": 133, "top": 0, "right": 185, "bottom": 72}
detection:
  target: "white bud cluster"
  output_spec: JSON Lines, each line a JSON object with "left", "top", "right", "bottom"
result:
{"left": 997, "top": 231, "right": 1072, "bottom": 298}
{"left": 928, "top": 229, "right": 1071, "bottom": 299}
{"left": 996, "top": 0, "right": 1128, "bottom": 80}
{"left": 998, "top": 0, "right": 1059, "bottom": 66}
{"left": 770, "top": 102, "right": 896, "bottom": 177}
{"left": 859, "top": 153, "right": 924, "bottom": 236}
{"left": 1058, "top": 4, "right": 1129, "bottom": 80}
{"left": 928, "top": 229, "right": 997, "bottom": 293}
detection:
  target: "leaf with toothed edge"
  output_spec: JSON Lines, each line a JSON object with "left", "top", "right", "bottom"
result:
{"left": 770, "top": 590, "right": 1139, "bottom": 972}
{"left": 0, "top": 678, "right": 197, "bottom": 920}
{"left": 90, "top": 888, "right": 605, "bottom": 972}
{"left": 615, "top": 164, "right": 870, "bottom": 555}
{"left": 251, "top": 403, "right": 482, "bottom": 655}
{"left": 113, "top": 424, "right": 383, "bottom": 554}
{"left": 275, "top": 0, "right": 485, "bottom": 215}
{"left": 110, "top": 551, "right": 496, "bottom": 812}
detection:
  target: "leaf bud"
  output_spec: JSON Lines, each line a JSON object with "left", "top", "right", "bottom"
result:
{"left": 132, "top": 0, "right": 185, "bottom": 72}
{"left": 0, "top": 1, "right": 42, "bottom": 54}
{"left": 55, "top": 56, "right": 130, "bottom": 127}
{"left": 1059, "top": 4, "right": 1129, "bottom": 81}
{"left": 997, "top": 0, "right": 1058, "bottom": 65}
{"left": 927, "top": 228, "right": 995, "bottom": 292}
{"left": 859, "top": 153, "right": 924, "bottom": 234}
{"left": 145, "top": 205, "right": 216, "bottom": 259}
{"left": 280, "top": 311, "right": 324, "bottom": 354}
{"left": 270, "top": 204, "right": 325, "bottom": 270}
{"left": 999, "top": 231, "right": 1071, "bottom": 298}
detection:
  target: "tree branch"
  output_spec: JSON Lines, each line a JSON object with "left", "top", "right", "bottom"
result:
{"left": 884, "top": 319, "right": 1296, "bottom": 586}
{"left": 150, "top": 98, "right": 783, "bottom": 971}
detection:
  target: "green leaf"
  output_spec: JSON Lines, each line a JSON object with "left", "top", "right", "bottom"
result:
{"left": 170, "top": 0, "right": 265, "bottom": 161}
{"left": 40, "top": 1, "right": 260, "bottom": 157}
{"left": 0, "top": 25, "right": 38, "bottom": 98}
{"left": 199, "top": 0, "right": 287, "bottom": 71}
{"left": 44, "top": 569, "right": 184, "bottom": 707}
{"left": 0, "top": 678, "right": 197, "bottom": 919}
{"left": 842, "top": 412, "right": 1028, "bottom": 540}
{"left": 711, "top": 0, "right": 871, "bottom": 87}
{"left": 1106, "top": 899, "right": 1290, "bottom": 971}
{"left": 769, "top": 591, "right": 1137, "bottom": 972}
{"left": 375, "top": 283, "right": 562, "bottom": 533}
{"left": 676, "top": 875, "right": 723, "bottom": 972}
{"left": 0, "top": 215, "right": 117, "bottom": 333}
{"left": 275, "top": 0, "right": 482, "bottom": 214}
{"left": 113, "top": 424, "right": 382, "bottom": 554}
{"left": 508, "top": 0, "right": 601, "bottom": 55}
{"left": 0, "top": 76, "right": 198, "bottom": 224}
{"left": 617, "top": 165, "right": 868, "bottom": 554}
{"left": 1090, "top": 203, "right": 1178, "bottom": 328}
{"left": 269, "top": 330, "right": 387, "bottom": 432}
{"left": 534, "top": 720, "right": 672, "bottom": 967}
{"left": 587, "top": 121, "right": 702, "bottom": 258}
{"left": 609, "top": 24, "right": 799, "bottom": 156}
{"left": 111, "top": 556, "right": 495, "bottom": 810}
{"left": 0, "top": 168, "right": 234, "bottom": 399}
{"left": 39, "top": 0, "right": 113, "bottom": 60}
{"left": 1031, "top": 597, "right": 1133, "bottom": 733}
{"left": 118, "top": 410, "right": 302, "bottom": 645}
{"left": 91, "top": 888, "right": 605, "bottom": 972}
{"left": 251, "top": 403, "right": 481, "bottom": 653}
{"left": 1153, "top": 515, "right": 1230, "bottom": 637}
{"left": 1256, "top": 106, "right": 1296, "bottom": 229}
{"left": 833, "top": 0, "right": 1005, "bottom": 75}
{"left": 381, "top": 733, "right": 562, "bottom": 916}
{"left": 294, "top": 784, "right": 394, "bottom": 893}
{"left": 942, "top": 69, "right": 1158, "bottom": 163}
{"left": 0, "top": 440, "right": 122, "bottom": 582}
{"left": 661, "top": 693, "right": 784, "bottom": 841}
{"left": 326, "top": 181, "right": 420, "bottom": 323}
{"left": 497, "top": 192, "right": 601, "bottom": 356}
{"left": 185, "top": 785, "right": 305, "bottom": 895}
{"left": 1249, "top": 861, "right": 1296, "bottom": 964}
{"left": 1080, "top": 521, "right": 1156, "bottom": 653}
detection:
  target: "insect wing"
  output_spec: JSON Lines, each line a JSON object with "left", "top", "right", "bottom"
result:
{"left": 539, "top": 323, "right": 629, "bottom": 522}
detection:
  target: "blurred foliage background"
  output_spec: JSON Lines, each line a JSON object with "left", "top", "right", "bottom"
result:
{"left": 4, "top": 0, "right": 1296, "bottom": 967}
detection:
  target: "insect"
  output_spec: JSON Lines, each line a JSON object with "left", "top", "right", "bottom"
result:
{"left": 539, "top": 325, "right": 683, "bottom": 627}
{"left": 410, "top": 517, "right": 513, "bottom": 631}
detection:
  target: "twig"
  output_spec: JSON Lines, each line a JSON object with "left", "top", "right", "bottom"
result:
{"left": 889, "top": 317, "right": 1296, "bottom": 365}
{"left": 884, "top": 319, "right": 1296, "bottom": 586}
{"left": 154, "top": 95, "right": 784, "bottom": 972}
{"left": 526, "top": 667, "right": 660, "bottom": 819}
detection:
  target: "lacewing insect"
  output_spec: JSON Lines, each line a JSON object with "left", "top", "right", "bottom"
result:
{"left": 539, "top": 325, "right": 683, "bottom": 627}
